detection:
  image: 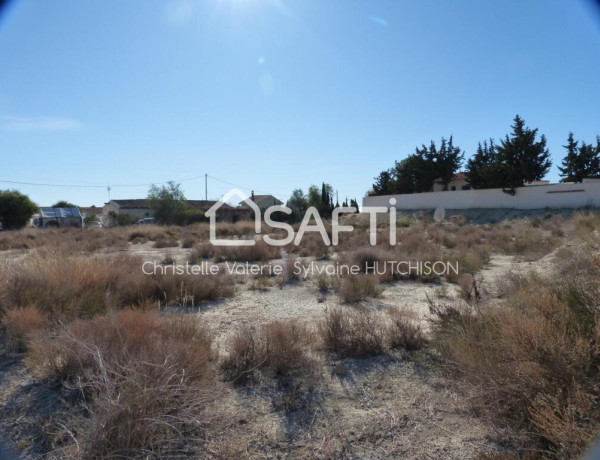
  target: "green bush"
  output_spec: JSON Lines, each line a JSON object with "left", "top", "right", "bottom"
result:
{"left": 0, "top": 189, "right": 37, "bottom": 230}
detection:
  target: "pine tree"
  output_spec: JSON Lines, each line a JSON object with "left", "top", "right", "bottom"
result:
{"left": 466, "top": 139, "right": 500, "bottom": 189}
{"left": 413, "top": 144, "right": 438, "bottom": 192}
{"left": 559, "top": 133, "right": 600, "bottom": 182}
{"left": 581, "top": 142, "right": 600, "bottom": 179}
{"left": 435, "top": 136, "right": 464, "bottom": 190}
{"left": 495, "top": 115, "right": 552, "bottom": 194}
{"left": 392, "top": 156, "right": 423, "bottom": 194}
{"left": 558, "top": 132, "right": 581, "bottom": 182}
{"left": 370, "top": 170, "right": 394, "bottom": 195}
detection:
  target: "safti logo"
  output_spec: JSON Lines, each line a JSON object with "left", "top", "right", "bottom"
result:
{"left": 205, "top": 189, "right": 445, "bottom": 247}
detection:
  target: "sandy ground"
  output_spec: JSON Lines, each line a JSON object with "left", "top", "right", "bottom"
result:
{"left": 0, "top": 243, "right": 542, "bottom": 459}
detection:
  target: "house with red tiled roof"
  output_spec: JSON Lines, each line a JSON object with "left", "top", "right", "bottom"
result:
{"left": 432, "top": 172, "right": 471, "bottom": 192}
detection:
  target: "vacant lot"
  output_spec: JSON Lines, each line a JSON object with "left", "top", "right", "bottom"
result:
{"left": 0, "top": 212, "right": 598, "bottom": 459}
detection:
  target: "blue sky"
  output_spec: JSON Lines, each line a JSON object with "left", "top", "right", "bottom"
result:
{"left": 1, "top": 0, "right": 599, "bottom": 207}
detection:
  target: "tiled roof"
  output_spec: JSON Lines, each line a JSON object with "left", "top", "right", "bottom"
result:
{"left": 434, "top": 172, "right": 468, "bottom": 183}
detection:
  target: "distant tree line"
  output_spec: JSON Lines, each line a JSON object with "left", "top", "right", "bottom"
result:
{"left": 146, "top": 181, "right": 207, "bottom": 226}
{"left": 371, "top": 136, "right": 464, "bottom": 195}
{"left": 146, "top": 181, "right": 359, "bottom": 226}
{"left": 286, "top": 183, "right": 358, "bottom": 223}
{"left": 558, "top": 133, "right": 600, "bottom": 183}
{"left": 369, "top": 115, "right": 600, "bottom": 196}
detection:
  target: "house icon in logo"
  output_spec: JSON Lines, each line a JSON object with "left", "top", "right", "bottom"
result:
{"left": 206, "top": 189, "right": 261, "bottom": 246}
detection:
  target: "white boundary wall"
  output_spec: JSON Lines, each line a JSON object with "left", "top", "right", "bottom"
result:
{"left": 362, "top": 182, "right": 600, "bottom": 210}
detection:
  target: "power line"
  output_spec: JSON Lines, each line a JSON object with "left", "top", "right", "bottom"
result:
{"left": 0, "top": 175, "right": 206, "bottom": 189}
{"left": 207, "top": 174, "right": 280, "bottom": 196}
{"left": 0, "top": 174, "right": 292, "bottom": 200}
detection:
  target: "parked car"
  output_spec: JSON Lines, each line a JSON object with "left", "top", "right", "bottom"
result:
{"left": 137, "top": 217, "right": 156, "bottom": 225}
{"left": 89, "top": 220, "right": 103, "bottom": 228}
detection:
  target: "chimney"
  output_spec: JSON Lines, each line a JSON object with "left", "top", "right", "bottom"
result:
{"left": 251, "top": 190, "right": 255, "bottom": 202}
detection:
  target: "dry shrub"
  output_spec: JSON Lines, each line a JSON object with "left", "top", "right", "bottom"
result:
{"left": 444, "top": 246, "right": 489, "bottom": 281}
{"left": 457, "top": 273, "right": 483, "bottom": 303}
{"left": 571, "top": 212, "right": 600, "bottom": 236}
{"left": 320, "top": 307, "right": 384, "bottom": 357}
{"left": 528, "top": 384, "right": 598, "bottom": 457}
{"left": 386, "top": 307, "right": 424, "bottom": 350}
{"left": 212, "top": 220, "right": 257, "bottom": 237}
{"left": 0, "top": 250, "right": 234, "bottom": 319}
{"left": 128, "top": 230, "right": 149, "bottom": 244}
{"left": 511, "top": 231, "right": 560, "bottom": 261}
{"left": 1, "top": 306, "right": 44, "bottom": 352}
{"left": 343, "top": 248, "right": 394, "bottom": 282}
{"left": 430, "top": 248, "right": 600, "bottom": 458}
{"left": 264, "top": 320, "right": 317, "bottom": 375}
{"left": 27, "top": 309, "right": 213, "bottom": 381}
{"left": 282, "top": 255, "right": 303, "bottom": 283}
{"left": 191, "top": 240, "right": 280, "bottom": 262}
{"left": 27, "top": 310, "right": 218, "bottom": 458}
{"left": 349, "top": 248, "right": 381, "bottom": 272}
{"left": 153, "top": 237, "right": 179, "bottom": 248}
{"left": 153, "top": 271, "right": 235, "bottom": 306}
{"left": 287, "top": 232, "right": 330, "bottom": 259}
{"left": 337, "top": 275, "right": 382, "bottom": 303}
{"left": 248, "top": 275, "right": 272, "bottom": 291}
{"left": 126, "top": 225, "right": 181, "bottom": 243}
{"left": 0, "top": 227, "right": 129, "bottom": 253}
{"left": 220, "top": 326, "right": 261, "bottom": 383}
{"left": 180, "top": 234, "right": 198, "bottom": 249}
{"left": 221, "top": 320, "right": 316, "bottom": 383}
{"left": 313, "top": 271, "right": 340, "bottom": 293}
{"left": 0, "top": 250, "right": 139, "bottom": 318}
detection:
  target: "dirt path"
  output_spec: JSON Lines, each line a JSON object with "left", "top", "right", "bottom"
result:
{"left": 197, "top": 253, "right": 520, "bottom": 349}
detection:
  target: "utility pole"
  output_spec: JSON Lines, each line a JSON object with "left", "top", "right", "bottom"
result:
{"left": 205, "top": 173, "right": 207, "bottom": 200}
{"left": 107, "top": 184, "right": 111, "bottom": 201}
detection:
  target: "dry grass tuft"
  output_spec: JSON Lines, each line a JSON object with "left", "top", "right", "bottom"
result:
{"left": 430, "top": 246, "right": 600, "bottom": 458}
{"left": 313, "top": 271, "right": 340, "bottom": 293}
{"left": 0, "top": 250, "right": 234, "bottom": 319}
{"left": 287, "top": 232, "right": 331, "bottom": 259}
{"left": 26, "top": 310, "right": 220, "bottom": 458}
{"left": 337, "top": 275, "right": 382, "bottom": 303}
{"left": 27, "top": 309, "right": 213, "bottom": 381}
{"left": 320, "top": 307, "right": 385, "bottom": 357}
{"left": 191, "top": 240, "right": 280, "bottom": 262}
{"left": 221, "top": 319, "right": 316, "bottom": 383}
{"left": 386, "top": 306, "right": 424, "bottom": 350}
{"left": 220, "top": 326, "right": 261, "bottom": 383}
{"left": 1, "top": 306, "right": 45, "bottom": 352}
